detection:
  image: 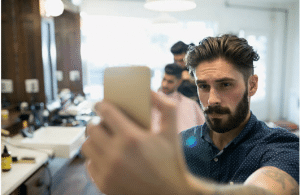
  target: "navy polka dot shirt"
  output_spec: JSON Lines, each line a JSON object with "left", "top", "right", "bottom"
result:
{"left": 180, "top": 113, "right": 299, "bottom": 184}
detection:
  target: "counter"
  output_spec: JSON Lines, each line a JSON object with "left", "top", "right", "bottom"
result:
{"left": 1, "top": 143, "right": 52, "bottom": 195}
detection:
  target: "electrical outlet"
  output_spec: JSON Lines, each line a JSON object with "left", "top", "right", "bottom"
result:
{"left": 56, "top": 70, "right": 63, "bottom": 81}
{"left": 1, "top": 79, "right": 13, "bottom": 93}
{"left": 25, "top": 79, "right": 39, "bottom": 93}
{"left": 70, "top": 70, "right": 80, "bottom": 81}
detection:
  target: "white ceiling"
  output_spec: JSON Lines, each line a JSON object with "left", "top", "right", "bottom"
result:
{"left": 80, "top": 0, "right": 299, "bottom": 16}
{"left": 85, "top": 0, "right": 298, "bottom": 3}
{"left": 81, "top": 0, "right": 299, "bottom": 7}
{"left": 223, "top": 0, "right": 298, "bottom": 6}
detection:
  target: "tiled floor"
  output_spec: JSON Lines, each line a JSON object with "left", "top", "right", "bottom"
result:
{"left": 51, "top": 155, "right": 104, "bottom": 195}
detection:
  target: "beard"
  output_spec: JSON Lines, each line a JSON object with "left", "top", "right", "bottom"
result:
{"left": 200, "top": 90, "right": 249, "bottom": 133}
{"left": 162, "top": 87, "right": 174, "bottom": 95}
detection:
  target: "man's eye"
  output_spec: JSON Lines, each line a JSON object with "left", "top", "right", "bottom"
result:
{"left": 222, "top": 83, "right": 232, "bottom": 88}
{"left": 198, "top": 84, "right": 209, "bottom": 89}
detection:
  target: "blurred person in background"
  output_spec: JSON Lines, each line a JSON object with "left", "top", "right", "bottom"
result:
{"left": 171, "top": 41, "right": 199, "bottom": 103}
{"left": 152, "top": 63, "right": 205, "bottom": 133}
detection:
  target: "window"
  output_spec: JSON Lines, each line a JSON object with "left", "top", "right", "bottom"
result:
{"left": 239, "top": 30, "right": 267, "bottom": 102}
{"left": 81, "top": 15, "right": 217, "bottom": 100}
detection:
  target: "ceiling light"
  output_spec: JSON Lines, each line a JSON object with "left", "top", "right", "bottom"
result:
{"left": 144, "top": 0, "right": 196, "bottom": 12}
{"left": 44, "top": 0, "right": 64, "bottom": 17}
{"left": 72, "top": 0, "right": 82, "bottom": 6}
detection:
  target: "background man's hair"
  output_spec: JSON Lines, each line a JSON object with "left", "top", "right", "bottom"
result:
{"left": 165, "top": 63, "right": 183, "bottom": 80}
{"left": 185, "top": 34, "right": 259, "bottom": 82}
{"left": 171, "top": 41, "right": 189, "bottom": 55}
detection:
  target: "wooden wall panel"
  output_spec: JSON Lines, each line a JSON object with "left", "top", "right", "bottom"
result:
{"left": 19, "top": 17, "right": 46, "bottom": 103}
{"left": 1, "top": 16, "right": 18, "bottom": 103}
{"left": 54, "top": 10, "right": 83, "bottom": 95}
{"left": 1, "top": 0, "right": 21, "bottom": 104}
{"left": 19, "top": 0, "right": 34, "bottom": 14}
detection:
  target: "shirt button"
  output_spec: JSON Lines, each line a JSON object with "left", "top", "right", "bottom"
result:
{"left": 214, "top": 158, "right": 218, "bottom": 162}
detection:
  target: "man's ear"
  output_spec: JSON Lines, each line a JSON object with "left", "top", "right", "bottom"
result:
{"left": 248, "top": 75, "right": 258, "bottom": 97}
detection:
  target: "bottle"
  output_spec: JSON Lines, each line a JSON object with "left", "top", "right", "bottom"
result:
{"left": 43, "top": 109, "right": 50, "bottom": 126}
{"left": 2, "top": 145, "right": 12, "bottom": 172}
{"left": 20, "top": 101, "right": 30, "bottom": 129}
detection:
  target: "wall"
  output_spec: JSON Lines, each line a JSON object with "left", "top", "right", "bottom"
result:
{"left": 283, "top": 2, "right": 299, "bottom": 124}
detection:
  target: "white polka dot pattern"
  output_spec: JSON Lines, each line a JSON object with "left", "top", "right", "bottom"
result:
{"left": 180, "top": 113, "right": 299, "bottom": 184}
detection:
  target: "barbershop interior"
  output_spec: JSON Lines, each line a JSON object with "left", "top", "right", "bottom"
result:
{"left": 1, "top": 0, "right": 299, "bottom": 194}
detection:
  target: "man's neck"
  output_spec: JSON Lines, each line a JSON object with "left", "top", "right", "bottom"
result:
{"left": 209, "top": 112, "right": 251, "bottom": 151}
{"left": 166, "top": 90, "right": 178, "bottom": 97}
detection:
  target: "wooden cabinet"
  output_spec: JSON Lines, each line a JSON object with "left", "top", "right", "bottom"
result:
{"left": 9, "top": 165, "right": 50, "bottom": 195}
{"left": 22, "top": 166, "right": 49, "bottom": 195}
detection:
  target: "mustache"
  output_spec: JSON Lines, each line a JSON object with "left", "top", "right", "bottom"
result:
{"left": 203, "top": 105, "right": 231, "bottom": 115}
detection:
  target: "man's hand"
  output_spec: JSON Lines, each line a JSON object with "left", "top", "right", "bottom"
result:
{"left": 81, "top": 92, "right": 194, "bottom": 195}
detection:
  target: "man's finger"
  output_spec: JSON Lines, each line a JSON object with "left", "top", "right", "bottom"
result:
{"left": 86, "top": 123, "right": 112, "bottom": 154}
{"left": 151, "top": 91, "right": 178, "bottom": 141}
{"left": 151, "top": 91, "right": 187, "bottom": 169}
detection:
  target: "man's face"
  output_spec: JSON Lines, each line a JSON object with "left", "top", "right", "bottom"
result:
{"left": 173, "top": 53, "right": 186, "bottom": 68}
{"left": 161, "top": 74, "right": 181, "bottom": 95}
{"left": 194, "top": 58, "right": 253, "bottom": 133}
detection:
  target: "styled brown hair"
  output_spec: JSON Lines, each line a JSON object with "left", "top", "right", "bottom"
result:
{"left": 164, "top": 63, "right": 183, "bottom": 80}
{"left": 171, "top": 41, "right": 189, "bottom": 55}
{"left": 185, "top": 34, "right": 259, "bottom": 82}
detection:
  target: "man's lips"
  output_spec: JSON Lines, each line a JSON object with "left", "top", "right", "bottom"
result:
{"left": 208, "top": 113, "right": 226, "bottom": 118}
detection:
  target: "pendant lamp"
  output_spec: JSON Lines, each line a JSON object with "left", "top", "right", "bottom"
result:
{"left": 144, "top": 0, "right": 196, "bottom": 12}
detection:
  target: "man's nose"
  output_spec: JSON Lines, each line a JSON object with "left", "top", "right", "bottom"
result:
{"left": 208, "top": 88, "right": 221, "bottom": 106}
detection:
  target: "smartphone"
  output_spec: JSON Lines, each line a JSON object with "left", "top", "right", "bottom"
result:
{"left": 104, "top": 66, "right": 151, "bottom": 130}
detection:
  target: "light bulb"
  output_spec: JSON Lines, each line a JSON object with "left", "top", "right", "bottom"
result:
{"left": 45, "top": 0, "right": 64, "bottom": 17}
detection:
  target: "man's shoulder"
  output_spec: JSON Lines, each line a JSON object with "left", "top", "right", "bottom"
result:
{"left": 263, "top": 126, "right": 299, "bottom": 144}
{"left": 178, "top": 92, "right": 199, "bottom": 105}
{"left": 250, "top": 119, "right": 299, "bottom": 147}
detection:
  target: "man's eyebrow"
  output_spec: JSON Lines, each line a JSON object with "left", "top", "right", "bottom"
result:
{"left": 196, "top": 78, "right": 236, "bottom": 84}
{"left": 215, "top": 78, "right": 236, "bottom": 82}
{"left": 196, "top": 80, "right": 207, "bottom": 84}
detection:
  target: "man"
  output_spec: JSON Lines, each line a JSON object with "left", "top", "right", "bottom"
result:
{"left": 181, "top": 34, "right": 299, "bottom": 187}
{"left": 82, "top": 34, "right": 299, "bottom": 195}
{"left": 171, "top": 41, "right": 199, "bottom": 102}
{"left": 170, "top": 41, "right": 190, "bottom": 68}
{"left": 152, "top": 63, "right": 205, "bottom": 133}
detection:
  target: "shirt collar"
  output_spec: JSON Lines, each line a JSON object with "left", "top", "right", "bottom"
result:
{"left": 200, "top": 112, "right": 258, "bottom": 147}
